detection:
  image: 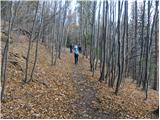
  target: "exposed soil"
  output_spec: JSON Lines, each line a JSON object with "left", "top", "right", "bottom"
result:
{"left": 70, "top": 62, "right": 117, "bottom": 119}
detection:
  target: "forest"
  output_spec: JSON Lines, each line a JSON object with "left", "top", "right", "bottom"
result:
{"left": 1, "top": 0, "right": 159, "bottom": 119}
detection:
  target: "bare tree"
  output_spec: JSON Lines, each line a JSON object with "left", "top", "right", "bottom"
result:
{"left": 124, "top": 0, "right": 128, "bottom": 77}
{"left": 23, "top": 1, "right": 39, "bottom": 83}
{"left": 138, "top": 1, "right": 146, "bottom": 87}
{"left": 54, "top": 1, "right": 62, "bottom": 65}
{"left": 99, "top": 1, "right": 108, "bottom": 82}
{"left": 152, "top": 1, "right": 159, "bottom": 90}
{"left": 90, "top": 1, "right": 97, "bottom": 76}
{"left": 51, "top": 2, "right": 57, "bottom": 65}
{"left": 58, "top": 1, "right": 69, "bottom": 59}
{"left": 115, "top": 1, "right": 122, "bottom": 95}
{"left": 133, "top": 0, "right": 137, "bottom": 81}
{"left": 1, "top": 2, "right": 14, "bottom": 100}
{"left": 144, "top": 1, "right": 151, "bottom": 99}
{"left": 29, "top": 2, "right": 45, "bottom": 82}
{"left": 95, "top": 1, "right": 101, "bottom": 70}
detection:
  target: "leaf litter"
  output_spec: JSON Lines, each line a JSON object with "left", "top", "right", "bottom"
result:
{"left": 1, "top": 42, "right": 159, "bottom": 119}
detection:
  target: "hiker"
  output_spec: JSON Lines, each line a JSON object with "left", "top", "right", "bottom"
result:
{"left": 69, "top": 44, "right": 73, "bottom": 53}
{"left": 74, "top": 45, "right": 79, "bottom": 64}
{"left": 78, "top": 44, "right": 82, "bottom": 53}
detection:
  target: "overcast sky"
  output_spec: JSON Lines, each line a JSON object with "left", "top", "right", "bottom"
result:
{"left": 68, "top": 0, "right": 157, "bottom": 25}
{"left": 69, "top": 0, "right": 133, "bottom": 24}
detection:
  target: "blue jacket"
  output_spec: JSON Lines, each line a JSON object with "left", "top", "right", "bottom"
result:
{"left": 74, "top": 47, "right": 79, "bottom": 55}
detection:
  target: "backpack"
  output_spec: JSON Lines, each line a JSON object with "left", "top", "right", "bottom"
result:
{"left": 74, "top": 47, "right": 79, "bottom": 55}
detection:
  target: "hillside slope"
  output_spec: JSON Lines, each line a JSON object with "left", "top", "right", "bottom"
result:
{"left": 1, "top": 41, "right": 159, "bottom": 119}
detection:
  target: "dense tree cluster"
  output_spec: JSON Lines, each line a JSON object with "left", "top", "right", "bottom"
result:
{"left": 76, "top": 0, "right": 159, "bottom": 98}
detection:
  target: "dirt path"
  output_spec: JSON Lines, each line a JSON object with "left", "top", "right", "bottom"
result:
{"left": 2, "top": 45, "right": 158, "bottom": 119}
{"left": 70, "top": 57, "right": 117, "bottom": 119}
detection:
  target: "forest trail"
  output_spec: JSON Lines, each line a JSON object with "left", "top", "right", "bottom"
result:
{"left": 1, "top": 0, "right": 159, "bottom": 119}
{"left": 70, "top": 55, "right": 117, "bottom": 118}
{"left": 1, "top": 43, "right": 158, "bottom": 119}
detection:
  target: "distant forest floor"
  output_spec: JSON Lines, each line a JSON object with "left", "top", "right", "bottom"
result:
{"left": 1, "top": 42, "right": 159, "bottom": 119}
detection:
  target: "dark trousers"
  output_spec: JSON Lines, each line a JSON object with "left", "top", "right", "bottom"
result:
{"left": 74, "top": 54, "right": 79, "bottom": 64}
{"left": 70, "top": 47, "right": 72, "bottom": 53}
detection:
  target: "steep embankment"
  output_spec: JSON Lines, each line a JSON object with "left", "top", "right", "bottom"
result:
{"left": 1, "top": 42, "right": 79, "bottom": 118}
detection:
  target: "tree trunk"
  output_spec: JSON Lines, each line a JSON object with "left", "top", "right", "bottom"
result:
{"left": 115, "top": 1, "right": 121, "bottom": 95}
{"left": 1, "top": 2, "right": 14, "bottom": 100}
{"left": 54, "top": 2, "right": 62, "bottom": 65}
{"left": 29, "top": 2, "right": 45, "bottom": 82}
{"left": 138, "top": 1, "right": 146, "bottom": 87}
{"left": 144, "top": 1, "right": 151, "bottom": 100}
{"left": 24, "top": 2, "right": 39, "bottom": 83}
{"left": 51, "top": 2, "right": 57, "bottom": 65}
{"left": 95, "top": 2, "right": 101, "bottom": 70}
{"left": 125, "top": 1, "right": 128, "bottom": 77}
{"left": 153, "top": 1, "right": 159, "bottom": 90}
{"left": 99, "top": 1, "right": 108, "bottom": 82}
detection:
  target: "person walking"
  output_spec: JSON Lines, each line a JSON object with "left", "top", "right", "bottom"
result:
{"left": 74, "top": 45, "right": 79, "bottom": 64}
{"left": 69, "top": 44, "right": 73, "bottom": 53}
{"left": 78, "top": 44, "right": 82, "bottom": 53}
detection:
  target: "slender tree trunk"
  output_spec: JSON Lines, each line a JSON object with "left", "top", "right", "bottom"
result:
{"left": 125, "top": 1, "right": 128, "bottom": 77}
{"left": 138, "top": 1, "right": 146, "bottom": 87}
{"left": 144, "top": 1, "right": 151, "bottom": 100}
{"left": 99, "top": 1, "right": 108, "bottom": 81}
{"left": 54, "top": 2, "right": 62, "bottom": 65}
{"left": 115, "top": 1, "right": 121, "bottom": 95}
{"left": 95, "top": 2, "right": 101, "bottom": 70}
{"left": 133, "top": 0, "right": 137, "bottom": 81}
{"left": 91, "top": 1, "right": 97, "bottom": 76}
{"left": 121, "top": 1, "right": 127, "bottom": 81}
{"left": 58, "top": 1, "right": 68, "bottom": 59}
{"left": 111, "top": 2, "right": 116, "bottom": 88}
{"left": 153, "top": 1, "right": 159, "bottom": 90}
{"left": 24, "top": 2, "right": 39, "bottom": 83}
{"left": 1, "top": 2, "right": 13, "bottom": 100}
{"left": 29, "top": 2, "right": 45, "bottom": 82}
{"left": 51, "top": 2, "right": 57, "bottom": 65}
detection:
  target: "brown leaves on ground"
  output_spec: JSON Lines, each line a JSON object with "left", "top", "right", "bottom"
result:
{"left": 78, "top": 59, "right": 159, "bottom": 119}
{"left": 95, "top": 81, "right": 158, "bottom": 119}
{"left": 1, "top": 41, "right": 159, "bottom": 119}
{"left": 2, "top": 42, "right": 79, "bottom": 119}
